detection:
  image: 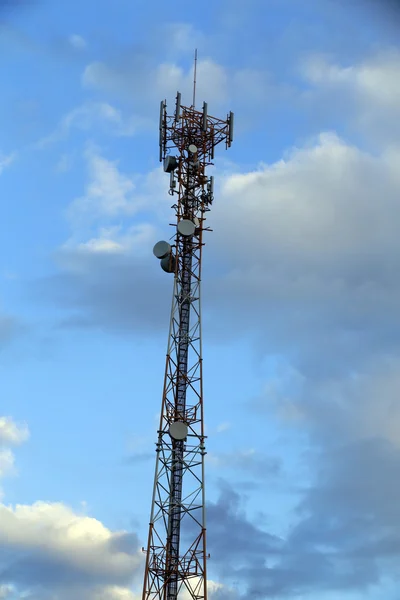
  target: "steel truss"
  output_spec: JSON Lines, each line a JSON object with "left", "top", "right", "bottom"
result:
{"left": 142, "top": 93, "right": 233, "bottom": 600}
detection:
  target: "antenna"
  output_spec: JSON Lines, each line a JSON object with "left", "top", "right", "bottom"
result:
{"left": 159, "top": 100, "right": 166, "bottom": 163}
{"left": 193, "top": 48, "right": 197, "bottom": 108}
{"left": 202, "top": 101, "right": 208, "bottom": 131}
{"left": 175, "top": 91, "right": 181, "bottom": 122}
{"left": 144, "top": 91, "right": 234, "bottom": 600}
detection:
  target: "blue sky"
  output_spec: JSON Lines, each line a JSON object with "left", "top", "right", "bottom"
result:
{"left": 2, "top": 0, "right": 400, "bottom": 599}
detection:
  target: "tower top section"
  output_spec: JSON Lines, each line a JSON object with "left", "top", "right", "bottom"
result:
{"left": 159, "top": 91, "right": 234, "bottom": 164}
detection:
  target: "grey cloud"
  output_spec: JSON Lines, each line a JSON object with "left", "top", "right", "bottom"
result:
{"left": 1, "top": 552, "right": 98, "bottom": 588}
{"left": 0, "top": 316, "right": 20, "bottom": 346}
{"left": 108, "top": 532, "right": 139, "bottom": 556}
{"left": 35, "top": 251, "right": 172, "bottom": 336}
{"left": 279, "top": 439, "right": 400, "bottom": 593}
{"left": 300, "top": 49, "right": 400, "bottom": 146}
{"left": 206, "top": 486, "right": 282, "bottom": 580}
{"left": 123, "top": 452, "right": 154, "bottom": 465}
{"left": 202, "top": 132, "right": 400, "bottom": 378}
{"left": 38, "top": 127, "right": 400, "bottom": 381}
{"left": 203, "top": 359, "right": 400, "bottom": 597}
{"left": 0, "top": 545, "right": 139, "bottom": 600}
{"left": 0, "top": 544, "right": 136, "bottom": 588}
{"left": 203, "top": 440, "right": 400, "bottom": 597}
{"left": 40, "top": 41, "right": 400, "bottom": 383}
{"left": 259, "top": 356, "right": 400, "bottom": 450}
{"left": 209, "top": 451, "right": 281, "bottom": 479}
{"left": 244, "top": 365, "right": 400, "bottom": 595}
{"left": 8, "top": 586, "right": 135, "bottom": 600}
{"left": 0, "top": 497, "right": 141, "bottom": 599}
{"left": 294, "top": 440, "right": 400, "bottom": 543}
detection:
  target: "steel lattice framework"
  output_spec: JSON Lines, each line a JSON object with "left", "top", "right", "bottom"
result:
{"left": 142, "top": 92, "right": 233, "bottom": 600}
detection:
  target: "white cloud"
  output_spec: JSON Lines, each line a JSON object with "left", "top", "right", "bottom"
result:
{"left": 56, "top": 154, "right": 73, "bottom": 173}
{"left": 208, "top": 579, "right": 238, "bottom": 600}
{"left": 81, "top": 53, "right": 275, "bottom": 115}
{"left": 0, "top": 449, "right": 15, "bottom": 479}
{"left": 47, "top": 121, "right": 400, "bottom": 355}
{"left": 302, "top": 54, "right": 353, "bottom": 86}
{"left": 37, "top": 103, "right": 120, "bottom": 147}
{"left": 41, "top": 149, "right": 170, "bottom": 333}
{"left": 303, "top": 49, "right": 400, "bottom": 110}
{"left": 24, "top": 585, "right": 139, "bottom": 600}
{"left": 0, "top": 483, "right": 230, "bottom": 599}
{"left": 69, "top": 34, "right": 86, "bottom": 50}
{"left": 216, "top": 422, "right": 231, "bottom": 433}
{"left": 178, "top": 578, "right": 236, "bottom": 600}
{"left": 301, "top": 49, "right": 400, "bottom": 142}
{"left": 61, "top": 224, "right": 157, "bottom": 259}
{"left": 203, "top": 130, "right": 400, "bottom": 374}
{"left": 0, "top": 500, "right": 141, "bottom": 596}
{"left": 82, "top": 62, "right": 119, "bottom": 92}
{"left": 162, "top": 23, "right": 205, "bottom": 55}
{"left": 0, "top": 413, "right": 140, "bottom": 599}
{"left": 82, "top": 57, "right": 229, "bottom": 109}
{"left": 271, "top": 357, "right": 400, "bottom": 449}
{"left": 45, "top": 44, "right": 400, "bottom": 372}
{"left": 0, "top": 586, "right": 12, "bottom": 599}
{"left": 217, "top": 132, "right": 382, "bottom": 264}
{"left": 154, "top": 59, "right": 228, "bottom": 106}
{"left": 86, "top": 586, "right": 138, "bottom": 600}
{"left": 78, "top": 237, "right": 124, "bottom": 255}
{"left": 0, "top": 417, "right": 29, "bottom": 447}
{"left": 67, "top": 149, "right": 138, "bottom": 223}
{"left": 0, "top": 153, "right": 16, "bottom": 174}
{"left": 0, "top": 501, "right": 138, "bottom": 571}
{"left": 36, "top": 102, "right": 145, "bottom": 149}
{"left": 0, "top": 417, "right": 29, "bottom": 501}
{"left": 62, "top": 149, "right": 167, "bottom": 258}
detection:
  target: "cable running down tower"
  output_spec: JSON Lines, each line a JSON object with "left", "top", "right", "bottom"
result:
{"left": 142, "top": 87, "right": 233, "bottom": 600}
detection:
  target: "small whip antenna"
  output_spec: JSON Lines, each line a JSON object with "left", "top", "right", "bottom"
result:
{"left": 193, "top": 48, "right": 197, "bottom": 108}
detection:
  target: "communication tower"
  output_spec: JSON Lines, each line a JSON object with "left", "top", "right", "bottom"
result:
{"left": 142, "top": 75, "right": 234, "bottom": 600}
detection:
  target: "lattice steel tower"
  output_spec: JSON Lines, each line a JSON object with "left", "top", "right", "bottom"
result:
{"left": 141, "top": 83, "right": 233, "bottom": 600}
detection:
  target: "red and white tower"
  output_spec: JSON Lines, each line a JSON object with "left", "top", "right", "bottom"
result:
{"left": 142, "top": 82, "right": 234, "bottom": 600}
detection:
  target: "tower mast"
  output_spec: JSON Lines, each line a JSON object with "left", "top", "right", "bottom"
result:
{"left": 142, "top": 86, "right": 234, "bottom": 600}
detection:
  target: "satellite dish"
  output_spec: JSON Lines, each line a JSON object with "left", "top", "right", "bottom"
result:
{"left": 177, "top": 220, "right": 196, "bottom": 237}
{"left": 153, "top": 241, "right": 171, "bottom": 259}
{"left": 188, "top": 144, "right": 197, "bottom": 155}
{"left": 169, "top": 422, "right": 188, "bottom": 441}
{"left": 161, "top": 254, "right": 176, "bottom": 273}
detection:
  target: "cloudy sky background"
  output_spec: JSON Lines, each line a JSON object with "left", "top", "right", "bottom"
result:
{"left": 1, "top": 0, "right": 400, "bottom": 598}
